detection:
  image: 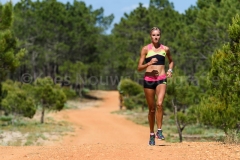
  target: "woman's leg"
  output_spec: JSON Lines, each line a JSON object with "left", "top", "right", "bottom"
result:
{"left": 144, "top": 88, "right": 156, "bottom": 133}
{"left": 155, "top": 84, "right": 167, "bottom": 132}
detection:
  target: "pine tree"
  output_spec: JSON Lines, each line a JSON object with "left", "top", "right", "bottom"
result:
{"left": 34, "top": 77, "right": 66, "bottom": 123}
{"left": 198, "top": 14, "right": 240, "bottom": 134}
{"left": 0, "top": 2, "right": 25, "bottom": 110}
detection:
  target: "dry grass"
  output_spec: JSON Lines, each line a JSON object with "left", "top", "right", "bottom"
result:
{"left": 0, "top": 116, "right": 74, "bottom": 146}
{"left": 112, "top": 108, "right": 227, "bottom": 143}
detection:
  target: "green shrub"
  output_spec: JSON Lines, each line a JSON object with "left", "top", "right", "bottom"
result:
{"left": 81, "top": 88, "right": 90, "bottom": 95}
{"left": 118, "top": 78, "right": 142, "bottom": 96}
{"left": 224, "top": 130, "right": 240, "bottom": 144}
{"left": 34, "top": 77, "right": 67, "bottom": 123}
{"left": 0, "top": 115, "right": 13, "bottom": 122}
{"left": 2, "top": 80, "right": 36, "bottom": 118}
{"left": 61, "top": 87, "right": 77, "bottom": 99}
{"left": 134, "top": 92, "right": 147, "bottom": 106}
{"left": 123, "top": 92, "right": 147, "bottom": 110}
{"left": 123, "top": 97, "right": 135, "bottom": 110}
{"left": 118, "top": 79, "right": 146, "bottom": 110}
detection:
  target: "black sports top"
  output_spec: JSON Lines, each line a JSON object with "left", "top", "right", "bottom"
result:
{"left": 145, "top": 44, "right": 166, "bottom": 65}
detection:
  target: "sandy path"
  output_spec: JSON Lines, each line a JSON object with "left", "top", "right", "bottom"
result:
{"left": 0, "top": 91, "right": 239, "bottom": 160}
{"left": 57, "top": 91, "right": 149, "bottom": 145}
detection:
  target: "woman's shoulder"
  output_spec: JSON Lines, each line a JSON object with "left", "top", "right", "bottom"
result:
{"left": 142, "top": 43, "right": 153, "bottom": 50}
{"left": 141, "top": 44, "right": 150, "bottom": 51}
{"left": 160, "top": 44, "right": 169, "bottom": 51}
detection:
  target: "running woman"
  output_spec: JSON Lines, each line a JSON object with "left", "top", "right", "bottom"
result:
{"left": 137, "top": 27, "right": 174, "bottom": 146}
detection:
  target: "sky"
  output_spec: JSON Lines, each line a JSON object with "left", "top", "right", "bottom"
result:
{"left": 78, "top": 0, "right": 197, "bottom": 24}
{"left": 1, "top": 0, "right": 197, "bottom": 33}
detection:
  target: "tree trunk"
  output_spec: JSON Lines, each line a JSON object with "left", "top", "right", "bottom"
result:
{"left": 53, "top": 64, "right": 57, "bottom": 83}
{"left": 172, "top": 99, "right": 183, "bottom": 142}
{"left": 31, "top": 51, "right": 39, "bottom": 81}
{"left": 41, "top": 105, "right": 45, "bottom": 124}
{"left": 0, "top": 82, "right": 2, "bottom": 116}
{"left": 237, "top": 124, "right": 240, "bottom": 133}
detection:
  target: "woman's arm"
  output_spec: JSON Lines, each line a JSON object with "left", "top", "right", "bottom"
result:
{"left": 137, "top": 46, "right": 149, "bottom": 72}
{"left": 166, "top": 46, "right": 174, "bottom": 77}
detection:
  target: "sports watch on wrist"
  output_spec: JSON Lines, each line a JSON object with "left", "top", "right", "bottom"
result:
{"left": 168, "top": 69, "right": 173, "bottom": 73}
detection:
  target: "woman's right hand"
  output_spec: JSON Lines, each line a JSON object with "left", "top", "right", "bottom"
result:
{"left": 148, "top": 58, "right": 158, "bottom": 66}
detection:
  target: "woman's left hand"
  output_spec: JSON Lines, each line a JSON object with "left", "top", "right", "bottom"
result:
{"left": 166, "top": 71, "right": 172, "bottom": 78}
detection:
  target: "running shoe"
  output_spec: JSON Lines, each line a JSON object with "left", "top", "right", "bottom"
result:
{"left": 149, "top": 134, "right": 155, "bottom": 146}
{"left": 156, "top": 130, "right": 165, "bottom": 140}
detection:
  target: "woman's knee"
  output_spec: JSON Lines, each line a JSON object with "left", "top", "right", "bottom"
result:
{"left": 148, "top": 106, "right": 156, "bottom": 113}
{"left": 156, "top": 100, "right": 163, "bottom": 108}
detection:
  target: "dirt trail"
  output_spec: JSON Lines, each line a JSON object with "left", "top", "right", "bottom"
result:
{"left": 0, "top": 91, "right": 239, "bottom": 160}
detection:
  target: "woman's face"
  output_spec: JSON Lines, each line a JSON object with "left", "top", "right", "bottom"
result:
{"left": 151, "top": 30, "right": 161, "bottom": 43}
